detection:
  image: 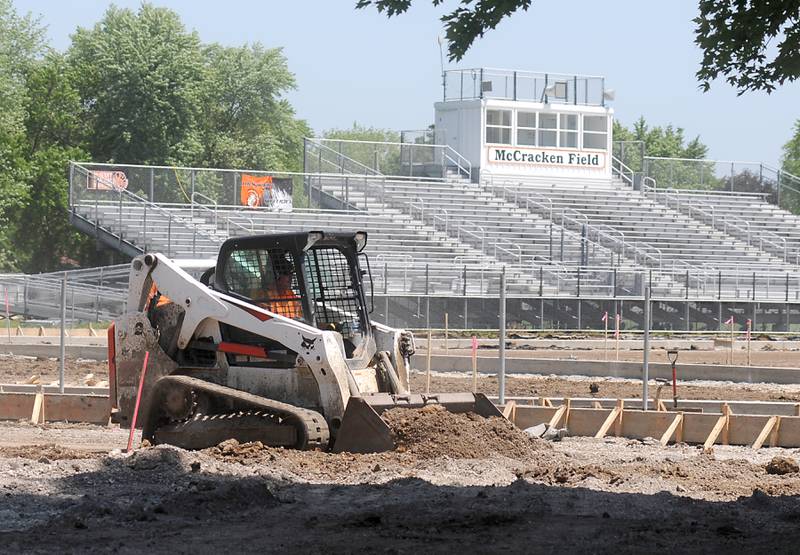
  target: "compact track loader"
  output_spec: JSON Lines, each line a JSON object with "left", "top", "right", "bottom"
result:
{"left": 109, "top": 231, "right": 503, "bottom": 453}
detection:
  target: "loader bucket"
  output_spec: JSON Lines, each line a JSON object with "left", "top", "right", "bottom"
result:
{"left": 332, "top": 392, "right": 504, "bottom": 454}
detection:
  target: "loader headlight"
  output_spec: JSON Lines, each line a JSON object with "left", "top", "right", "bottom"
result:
{"left": 304, "top": 231, "right": 324, "bottom": 252}
{"left": 354, "top": 231, "right": 368, "bottom": 252}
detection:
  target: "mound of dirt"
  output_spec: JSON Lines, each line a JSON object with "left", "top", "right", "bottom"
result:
{"left": 382, "top": 405, "right": 550, "bottom": 459}
{"left": 0, "top": 444, "right": 98, "bottom": 460}
{"left": 765, "top": 456, "right": 799, "bottom": 475}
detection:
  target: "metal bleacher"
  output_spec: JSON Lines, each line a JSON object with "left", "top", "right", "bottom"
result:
{"left": 63, "top": 147, "right": 800, "bottom": 328}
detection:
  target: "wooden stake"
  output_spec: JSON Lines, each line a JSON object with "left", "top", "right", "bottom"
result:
{"left": 614, "top": 399, "right": 624, "bottom": 436}
{"left": 444, "top": 313, "right": 448, "bottom": 352}
{"left": 595, "top": 400, "right": 623, "bottom": 438}
{"left": 770, "top": 416, "right": 782, "bottom": 448}
{"left": 592, "top": 401, "right": 602, "bottom": 409}
{"left": 615, "top": 313, "right": 620, "bottom": 361}
{"left": 746, "top": 318, "right": 752, "bottom": 367}
{"left": 730, "top": 320, "right": 734, "bottom": 365}
{"left": 30, "top": 392, "right": 45, "bottom": 424}
{"left": 543, "top": 397, "right": 553, "bottom": 407}
{"left": 425, "top": 330, "right": 432, "bottom": 394}
{"left": 660, "top": 413, "right": 684, "bottom": 446}
{"left": 502, "top": 400, "right": 516, "bottom": 420}
{"left": 703, "top": 414, "right": 728, "bottom": 453}
{"left": 721, "top": 403, "right": 732, "bottom": 445}
{"left": 752, "top": 416, "right": 778, "bottom": 450}
{"left": 548, "top": 405, "right": 566, "bottom": 428}
{"left": 657, "top": 399, "right": 667, "bottom": 412}
{"left": 470, "top": 335, "right": 477, "bottom": 393}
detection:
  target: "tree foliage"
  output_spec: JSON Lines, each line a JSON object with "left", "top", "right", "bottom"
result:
{"left": 322, "top": 123, "right": 403, "bottom": 174}
{"left": 69, "top": 4, "right": 204, "bottom": 164}
{"left": 782, "top": 120, "right": 800, "bottom": 177}
{"left": 196, "top": 43, "right": 309, "bottom": 171}
{"left": 358, "top": 0, "right": 800, "bottom": 93}
{"left": 0, "top": 2, "right": 310, "bottom": 272}
{"left": 356, "top": 0, "right": 532, "bottom": 62}
{"left": 695, "top": 0, "right": 800, "bottom": 93}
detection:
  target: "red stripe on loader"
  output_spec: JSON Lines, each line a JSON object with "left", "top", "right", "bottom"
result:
{"left": 217, "top": 342, "right": 268, "bottom": 358}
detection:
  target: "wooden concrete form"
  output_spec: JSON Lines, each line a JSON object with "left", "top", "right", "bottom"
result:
{"left": 511, "top": 402, "right": 800, "bottom": 449}
{"left": 0, "top": 391, "right": 109, "bottom": 424}
{"left": 497, "top": 396, "right": 800, "bottom": 417}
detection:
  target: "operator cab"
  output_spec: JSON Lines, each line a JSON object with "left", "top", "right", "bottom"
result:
{"left": 213, "top": 231, "right": 373, "bottom": 364}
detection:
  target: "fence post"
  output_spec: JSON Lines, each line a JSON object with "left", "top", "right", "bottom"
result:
{"left": 167, "top": 215, "right": 172, "bottom": 258}
{"left": 612, "top": 268, "right": 617, "bottom": 298}
{"left": 23, "top": 276, "right": 28, "bottom": 318}
{"left": 642, "top": 285, "right": 651, "bottom": 410}
{"left": 463, "top": 265, "right": 468, "bottom": 329}
{"left": 425, "top": 263, "right": 430, "bottom": 330}
{"left": 149, "top": 167, "right": 155, "bottom": 202}
{"left": 498, "top": 267, "right": 506, "bottom": 405}
{"left": 685, "top": 270, "right": 690, "bottom": 299}
{"left": 538, "top": 266, "right": 544, "bottom": 297}
{"left": 59, "top": 273, "right": 67, "bottom": 394}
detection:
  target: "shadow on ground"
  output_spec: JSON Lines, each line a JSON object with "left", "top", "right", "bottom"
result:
{"left": 2, "top": 448, "right": 800, "bottom": 554}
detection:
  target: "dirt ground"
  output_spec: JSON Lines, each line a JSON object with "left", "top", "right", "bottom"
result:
{"left": 2, "top": 414, "right": 800, "bottom": 552}
{"left": 0, "top": 354, "right": 107, "bottom": 386}
{"left": 4, "top": 350, "right": 800, "bottom": 402}
{"left": 410, "top": 372, "right": 800, "bottom": 402}
{"left": 462, "top": 346, "right": 800, "bottom": 368}
{"left": 4, "top": 349, "right": 800, "bottom": 551}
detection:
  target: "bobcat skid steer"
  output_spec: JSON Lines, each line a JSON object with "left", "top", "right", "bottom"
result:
{"left": 109, "top": 231, "right": 503, "bottom": 453}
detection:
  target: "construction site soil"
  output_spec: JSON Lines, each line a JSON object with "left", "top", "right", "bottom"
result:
{"left": 4, "top": 351, "right": 800, "bottom": 402}
{"left": 2, "top": 415, "right": 800, "bottom": 552}
{"left": 3, "top": 351, "right": 800, "bottom": 551}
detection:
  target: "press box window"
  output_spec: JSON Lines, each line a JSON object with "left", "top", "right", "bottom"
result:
{"left": 516, "top": 111, "right": 537, "bottom": 146}
{"left": 559, "top": 114, "right": 578, "bottom": 148}
{"left": 583, "top": 115, "right": 608, "bottom": 150}
{"left": 538, "top": 113, "right": 557, "bottom": 147}
{"left": 486, "top": 109, "right": 511, "bottom": 144}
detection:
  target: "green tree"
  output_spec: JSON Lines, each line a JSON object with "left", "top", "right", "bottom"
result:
{"left": 695, "top": 0, "right": 800, "bottom": 93}
{"left": 0, "top": 0, "right": 46, "bottom": 270}
{"left": 196, "top": 43, "right": 309, "bottom": 172}
{"left": 783, "top": 120, "right": 800, "bottom": 177}
{"left": 779, "top": 120, "right": 800, "bottom": 212}
{"left": 12, "top": 51, "right": 94, "bottom": 273}
{"left": 613, "top": 117, "right": 713, "bottom": 190}
{"left": 358, "top": 0, "right": 800, "bottom": 94}
{"left": 68, "top": 3, "right": 204, "bottom": 164}
{"left": 321, "top": 123, "right": 402, "bottom": 174}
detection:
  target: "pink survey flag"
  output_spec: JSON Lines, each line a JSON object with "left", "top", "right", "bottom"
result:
{"left": 601, "top": 311, "right": 608, "bottom": 323}
{"left": 614, "top": 314, "right": 620, "bottom": 338}
{"left": 725, "top": 315, "right": 734, "bottom": 325}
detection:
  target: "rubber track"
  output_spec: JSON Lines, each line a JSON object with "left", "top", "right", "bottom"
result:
{"left": 145, "top": 375, "right": 330, "bottom": 450}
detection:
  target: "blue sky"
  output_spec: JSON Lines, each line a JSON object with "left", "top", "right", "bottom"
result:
{"left": 12, "top": 0, "right": 800, "bottom": 166}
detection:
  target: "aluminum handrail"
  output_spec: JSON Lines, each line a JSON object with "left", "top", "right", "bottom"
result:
{"left": 309, "top": 138, "right": 472, "bottom": 181}
{"left": 611, "top": 155, "right": 636, "bottom": 187}
{"left": 191, "top": 191, "right": 218, "bottom": 227}
{"left": 442, "top": 146, "right": 472, "bottom": 180}
{"left": 305, "top": 139, "right": 383, "bottom": 176}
